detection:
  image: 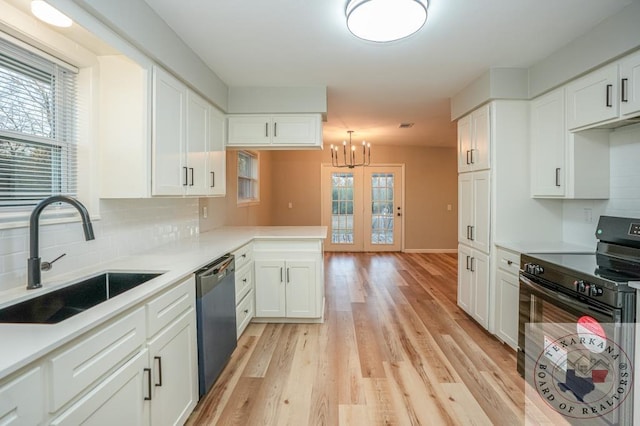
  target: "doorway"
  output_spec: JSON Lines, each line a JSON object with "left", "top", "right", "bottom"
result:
{"left": 321, "top": 165, "right": 404, "bottom": 252}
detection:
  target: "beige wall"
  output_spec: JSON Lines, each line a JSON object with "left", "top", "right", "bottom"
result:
{"left": 199, "top": 150, "right": 274, "bottom": 231}
{"left": 200, "top": 145, "right": 457, "bottom": 251}
{"left": 268, "top": 145, "right": 458, "bottom": 251}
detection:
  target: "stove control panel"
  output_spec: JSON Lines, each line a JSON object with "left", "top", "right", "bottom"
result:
{"left": 574, "top": 280, "right": 604, "bottom": 297}
{"left": 524, "top": 263, "right": 544, "bottom": 275}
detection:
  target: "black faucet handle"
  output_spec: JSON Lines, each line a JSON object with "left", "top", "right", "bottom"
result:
{"left": 41, "top": 253, "right": 67, "bottom": 271}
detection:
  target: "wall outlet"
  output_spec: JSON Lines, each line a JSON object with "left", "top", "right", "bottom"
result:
{"left": 203, "top": 206, "right": 208, "bottom": 219}
{"left": 288, "top": 202, "right": 293, "bottom": 209}
{"left": 447, "top": 204, "right": 452, "bottom": 211}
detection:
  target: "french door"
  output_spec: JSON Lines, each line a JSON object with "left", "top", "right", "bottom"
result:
{"left": 321, "top": 165, "right": 403, "bottom": 252}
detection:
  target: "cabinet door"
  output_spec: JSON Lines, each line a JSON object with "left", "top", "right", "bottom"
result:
{"left": 496, "top": 270, "right": 519, "bottom": 349}
{"left": 457, "top": 114, "right": 472, "bottom": 173}
{"left": 530, "top": 88, "right": 566, "bottom": 197}
{"left": 152, "top": 67, "right": 187, "bottom": 195}
{"left": 0, "top": 366, "right": 45, "bottom": 425}
{"left": 457, "top": 173, "right": 473, "bottom": 244}
{"left": 471, "top": 171, "right": 490, "bottom": 253}
{"left": 271, "top": 115, "right": 320, "bottom": 146}
{"left": 254, "top": 260, "right": 286, "bottom": 317}
{"left": 227, "top": 115, "right": 271, "bottom": 146}
{"left": 185, "top": 91, "right": 209, "bottom": 196}
{"left": 471, "top": 105, "right": 490, "bottom": 170}
{"left": 566, "top": 63, "right": 619, "bottom": 129}
{"left": 620, "top": 50, "right": 640, "bottom": 117}
{"left": 148, "top": 310, "right": 198, "bottom": 426}
{"left": 285, "top": 260, "right": 318, "bottom": 318}
{"left": 50, "top": 350, "right": 149, "bottom": 426}
{"left": 208, "top": 106, "right": 227, "bottom": 196}
{"left": 470, "top": 251, "right": 489, "bottom": 329}
{"left": 457, "top": 244, "right": 472, "bottom": 314}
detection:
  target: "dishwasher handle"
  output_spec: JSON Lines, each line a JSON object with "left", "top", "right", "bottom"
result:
{"left": 196, "top": 254, "right": 235, "bottom": 298}
{"left": 198, "top": 255, "right": 234, "bottom": 279}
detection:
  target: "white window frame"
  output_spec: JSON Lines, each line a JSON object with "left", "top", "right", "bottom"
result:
{"left": 237, "top": 150, "right": 260, "bottom": 206}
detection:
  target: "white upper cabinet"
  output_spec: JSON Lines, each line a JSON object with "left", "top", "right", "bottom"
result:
{"left": 566, "top": 63, "right": 619, "bottom": 130}
{"left": 152, "top": 66, "right": 226, "bottom": 197}
{"left": 566, "top": 49, "right": 640, "bottom": 130}
{"left": 530, "top": 88, "right": 566, "bottom": 197}
{"left": 227, "top": 114, "right": 322, "bottom": 149}
{"left": 620, "top": 49, "right": 640, "bottom": 117}
{"left": 457, "top": 104, "right": 490, "bottom": 172}
{"left": 530, "top": 87, "right": 610, "bottom": 199}
{"left": 152, "top": 67, "right": 187, "bottom": 196}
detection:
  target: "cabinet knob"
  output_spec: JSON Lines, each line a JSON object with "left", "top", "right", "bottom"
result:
{"left": 507, "top": 260, "right": 513, "bottom": 266}
{"left": 244, "top": 309, "right": 249, "bottom": 314}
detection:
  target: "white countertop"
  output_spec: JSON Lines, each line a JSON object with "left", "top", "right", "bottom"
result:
{"left": 0, "top": 226, "right": 326, "bottom": 379}
{"left": 495, "top": 240, "right": 594, "bottom": 254}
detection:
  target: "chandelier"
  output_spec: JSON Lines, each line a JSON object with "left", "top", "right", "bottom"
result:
{"left": 330, "top": 131, "right": 371, "bottom": 168}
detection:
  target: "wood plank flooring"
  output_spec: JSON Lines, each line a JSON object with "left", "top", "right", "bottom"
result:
{"left": 186, "top": 252, "right": 543, "bottom": 425}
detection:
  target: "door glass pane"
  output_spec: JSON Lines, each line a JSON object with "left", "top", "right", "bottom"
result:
{"left": 371, "top": 173, "right": 394, "bottom": 244}
{"left": 331, "top": 173, "right": 354, "bottom": 244}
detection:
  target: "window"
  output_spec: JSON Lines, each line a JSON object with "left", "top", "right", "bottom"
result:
{"left": 0, "top": 35, "right": 78, "bottom": 209}
{"left": 237, "top": 150, "right": 259, "bottom": 204}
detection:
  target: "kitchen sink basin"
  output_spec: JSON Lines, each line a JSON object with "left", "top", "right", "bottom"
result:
{"left": 0, "top": 272, "right": 162, "bottom": 324}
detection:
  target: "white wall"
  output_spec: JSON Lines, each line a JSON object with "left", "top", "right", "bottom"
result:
{"left": 562, "top": 124, "right": 640, "bottom": 246}
{"left": 0, "top": 199, "right": 207, "bottom": 293}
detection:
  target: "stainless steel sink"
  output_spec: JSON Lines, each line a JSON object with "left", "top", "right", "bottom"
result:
{"left": 0, "top": 272, "right": 162, "bottom": 324}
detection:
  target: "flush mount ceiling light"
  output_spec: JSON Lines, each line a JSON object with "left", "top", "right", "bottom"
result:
{"left": 346, "top": 0, "right": 428, "bottom": 43}
{"left": 31, "top": 1, "right": 73, "bottom": 28}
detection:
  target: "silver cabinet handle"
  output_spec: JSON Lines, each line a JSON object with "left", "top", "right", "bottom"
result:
{"left": 280, "top": 267, "right": 283, "bottom": 282}
{"left": 466, "top": 255, "right": 470, "bottom": 270}
{"left": 555, "top": 168, "right": 561, "bottom": 187}
{"left": 469, "top": 226, "right": 474, "bottom": 241}
{"left": 466, "top": 150, "right": 471, "bottom": 165}
{"left": 469, "top": 149, "right": 475, "bottom": 164}
{"left": 189, "top": 168, "right": 194, "bottom": 186}
{"left": 606, "top": 84, "right": 613, "bottom": 107}
{"left": 286, "top": 267, "right": 290, "bottom": 283}
{"left": 265, "top": 122, "right": 269, "bottom": 137}
{"left": 183, "top": 167, "right": 188, "bottom": 186}
{"left": 470, "top": 257, "right": 475, "bottom": 272}
{"left": 274, "top": 122, "right": 277, "bottom": 137}
{"left": 210, "top": 171, "right": 215, "bottom": 188}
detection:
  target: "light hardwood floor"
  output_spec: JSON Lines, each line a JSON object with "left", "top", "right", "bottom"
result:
{"left": 187, "top": 252, "right": 551, "bottom": 425}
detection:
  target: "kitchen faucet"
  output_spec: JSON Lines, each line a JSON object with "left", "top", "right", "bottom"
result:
{"left": 27, "top": 196, "right": 95, "bottom": 290}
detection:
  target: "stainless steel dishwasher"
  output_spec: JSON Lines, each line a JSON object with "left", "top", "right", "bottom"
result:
{"left": 195, "top": 254, "right": 237, "bottom": 398}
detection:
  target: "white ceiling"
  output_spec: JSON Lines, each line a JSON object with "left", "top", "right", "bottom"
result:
{"left": 38, "top": 0, "right": 640, "bottom": 147}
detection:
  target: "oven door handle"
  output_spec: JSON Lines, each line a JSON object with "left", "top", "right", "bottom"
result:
{"left": 519, "top": 274, "right": 615, "bottom": 320}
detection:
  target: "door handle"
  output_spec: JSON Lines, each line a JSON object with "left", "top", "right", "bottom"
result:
{"left": 555, "top": 168, "right": 561, "bottom": 187}
{"left": 606, "top": 84, "right": 613, "bottom": 107}
{"left": 621, "top": 78, "right": 628, "bottom": 103}
{"left": 154, "top": 356, "right": 163, "bottom": 387}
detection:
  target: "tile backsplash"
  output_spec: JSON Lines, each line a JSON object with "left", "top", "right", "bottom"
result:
{"left": 0, "top": 198, "right": 199, "bottom": 292}
{"left": 563, "top": 123, "right": 640, "bottom": 247}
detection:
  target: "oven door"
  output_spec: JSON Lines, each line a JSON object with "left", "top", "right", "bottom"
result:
{"left": 517, "top": 274, "right": 634, "bottom": 425}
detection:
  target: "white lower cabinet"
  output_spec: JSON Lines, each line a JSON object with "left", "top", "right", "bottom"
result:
{"left": 147, "top": 308, "right": 198, "bottom": 426}
{"left": 233, "top": 242, "right": 255, "bottom": 338}
{"left": 0, "top": 366, "right": 45, "bottom": 425}
{"left": 0, "top": 275, "right": 199, "bottom": 425}
{"left": 50, "top": 350, "right": 149, "bottom": 426}
{"left": 253, "top": 240, "right": 324, "bottom": 321}
{"left": 457, "top": 244, "right": 489, "bottom": 329}
{"left": 494, "top": 247, "right": 521, "bottom": 350}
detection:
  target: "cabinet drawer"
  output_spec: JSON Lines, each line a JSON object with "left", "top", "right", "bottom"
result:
{"left": 0, "top": 366, "right": 45, "bottom": 425}
{"left": 235, "top": 264, "right": 253, "bottom": 303}
{"left": 236, "top": 290, "right": 254, "bottom": 338}
{"left": 147, "top": 276, "right": 195, "bottom": 337}
{"left": 49, "top": 307, "right": 146, "bottom": 412}
{"left": 233, "top": 243, "right": 253, "bottom": 271}
{"left": 496, "top": 248, "right": 520, "bottom": 275}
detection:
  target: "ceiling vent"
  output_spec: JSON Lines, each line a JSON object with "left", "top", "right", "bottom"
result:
{"left": 399, "top": 122, "right": 414, "bottom": 128}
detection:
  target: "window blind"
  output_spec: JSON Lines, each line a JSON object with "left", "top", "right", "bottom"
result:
{"left": 0, "top": 36, "right": 78, "bottom": 208}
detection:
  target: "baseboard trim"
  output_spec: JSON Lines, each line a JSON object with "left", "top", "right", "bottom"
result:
{"left": 403, "top": 249, "right": 458, "bottom": 254}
